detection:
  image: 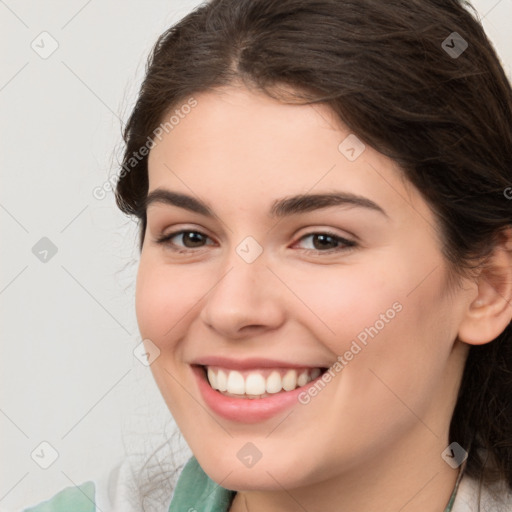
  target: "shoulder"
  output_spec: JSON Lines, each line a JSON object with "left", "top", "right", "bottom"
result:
{"left": 453, "top": 472, "right": 512, "bottom": 512}
{"left": 21, "top": 481, "right": 95, "bottom": 512}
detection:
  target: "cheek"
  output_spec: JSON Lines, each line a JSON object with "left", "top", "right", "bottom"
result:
{"left": 284, "top": 261, "right": 402, "bottom": 354}
{"left": 287, "top": 254, "right": 455, "bottom": 397}
{"left": 135, "top": 257, "right": 198, "bottom": 346}
{"left": 334, "top": 267, "right": 456, "bottom": 421}
{"left": 135, "top": 262, "right": 165, "bottom": 341}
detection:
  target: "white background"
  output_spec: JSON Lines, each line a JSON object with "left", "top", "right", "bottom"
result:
{"left": 1, "top": 0, "right": 511, "bottom": 510}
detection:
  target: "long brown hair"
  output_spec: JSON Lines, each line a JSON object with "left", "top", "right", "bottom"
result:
{"left": 115, "top": 0, "right": 512, "bottom": 500}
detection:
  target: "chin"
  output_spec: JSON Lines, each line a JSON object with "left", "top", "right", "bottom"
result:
{"left": 198, "top": 452, "right": 319, "bottom": 492}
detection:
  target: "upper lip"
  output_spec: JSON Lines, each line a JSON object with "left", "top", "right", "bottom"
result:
{"left": 191, "top": 356, "right": 328, "bottom": 371}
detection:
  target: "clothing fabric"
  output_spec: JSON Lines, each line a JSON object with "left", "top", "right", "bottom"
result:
{"left": 21, "top": 455, "right": 512, "bottom": 512}
{"left": 22, "top": 481, "right": 95, "bottom": 512}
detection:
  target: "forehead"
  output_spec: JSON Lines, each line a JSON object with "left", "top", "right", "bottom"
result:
{"left": 146, "top": 86, "right": 427, "bottom": 224}
{"left": 149, "top": 86, "right": 343, "bottom": 169}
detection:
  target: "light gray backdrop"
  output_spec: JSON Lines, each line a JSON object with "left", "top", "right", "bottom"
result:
{"left": 1, "top": 0, "right": 511, "bottom": 510}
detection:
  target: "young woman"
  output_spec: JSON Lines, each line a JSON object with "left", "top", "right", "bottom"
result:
{"left": 23, "top": 0, "right": 512, "bottom": 510}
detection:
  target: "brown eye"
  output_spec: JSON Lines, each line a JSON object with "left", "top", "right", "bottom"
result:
{"left": 179, "top": 231, "right": 208, "bottom": 248}
{"left": 155, "top": 230, "right": 213, "bottom": 250}
{"left": 295, "top": 232, "right": 356, "bottom": 253}
{"left": 311, "top": 234, "right": 339, "bottom": 250}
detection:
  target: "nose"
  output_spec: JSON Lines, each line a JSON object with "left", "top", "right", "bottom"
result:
{"left": 199, "top": 253, "right": 286, "bottom": 339}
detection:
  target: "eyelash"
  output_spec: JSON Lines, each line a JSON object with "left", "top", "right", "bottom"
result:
{"left": 154, "top": 229, "right": 357, "bottom": 255}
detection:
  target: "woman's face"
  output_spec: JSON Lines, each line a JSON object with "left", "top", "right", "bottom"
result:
{"left": 136, "top": 85, "right": 473, "bottom": 492}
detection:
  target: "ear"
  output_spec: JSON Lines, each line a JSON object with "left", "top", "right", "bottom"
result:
{"left": 457, "top": 226, "right": 512, "bottom": 346}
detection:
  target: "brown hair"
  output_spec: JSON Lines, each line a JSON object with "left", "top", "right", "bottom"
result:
{"left": 115, "top": 0, "right": 512, "bottom": 499}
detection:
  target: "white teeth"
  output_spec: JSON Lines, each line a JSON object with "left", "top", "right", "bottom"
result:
{"left": 297, "top": 370, "right": 309, "bottom": 387}
{"left": 207, "top": 367, "right": 217, "bottom": 389}
{"left": 217, "top": 369, "right": 228, "bottom": 391}
{"left": 245, "top": 373, "right": 266, "bottom": 395}
{"left": 226, "top": 370, "right": 245, "bottom": 395}
{"left": 282, "top": 370, "right": 297, "bottom": 391}
{"left": 205, "top": 366, "right": 323, "bottom": 396}
{"left": 266, "top": 371, "right": 282, "bottom": 394}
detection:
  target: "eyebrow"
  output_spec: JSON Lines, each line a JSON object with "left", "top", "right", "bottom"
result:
{"left": 144, "top": 188, "right": 388, "bottom": 218}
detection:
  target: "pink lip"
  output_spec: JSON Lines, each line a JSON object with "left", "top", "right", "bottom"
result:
{"left": 191, "top": 364, "right": 326, "bottom": 423}
{"left": 191, "top": 356, "right": 325, "bottom": 371}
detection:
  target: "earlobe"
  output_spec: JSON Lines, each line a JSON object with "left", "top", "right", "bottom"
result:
{"left": 457, "top": 227, "right": 512, "bottom": 346}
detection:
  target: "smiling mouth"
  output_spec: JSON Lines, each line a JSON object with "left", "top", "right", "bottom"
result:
{"left": 198, "top": 365, "right": 328, "bottom": 399}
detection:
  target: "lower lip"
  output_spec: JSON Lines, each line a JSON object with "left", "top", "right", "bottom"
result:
{"left": 192, "top": 365, "right": 323, "bottom": 423}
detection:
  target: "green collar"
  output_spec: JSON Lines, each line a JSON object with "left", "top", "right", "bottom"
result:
{"left": 168, "top": 456, "right": 235, "bottom": 512}
{"left": 444, "top": 459, "right": 467, "bottom": 512}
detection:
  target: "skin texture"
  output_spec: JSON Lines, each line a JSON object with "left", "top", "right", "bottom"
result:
{"left": 136, "top": 85, "right": 512, "bottom": 512}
